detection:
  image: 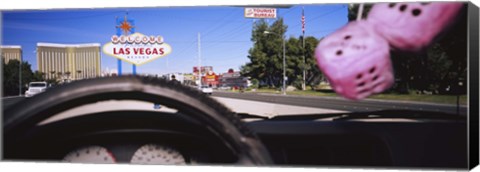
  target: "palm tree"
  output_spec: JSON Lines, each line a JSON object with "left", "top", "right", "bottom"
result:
{"left": 65, "top": 71, "right": 71, "bottom": 81}
{"left": 76, "top": 70, "right": 82, "bottom": 80}
{"left": 50, "top": 71, "right": 56, "bottom": 80}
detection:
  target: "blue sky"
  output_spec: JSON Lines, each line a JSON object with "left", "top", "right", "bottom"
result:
{"left": 2, "top": 4, "right": 348, "bottom": 75}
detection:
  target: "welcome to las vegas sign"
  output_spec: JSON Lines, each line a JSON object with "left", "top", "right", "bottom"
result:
{"left": 102, "top": 32, "right": 172, "bottom": 66}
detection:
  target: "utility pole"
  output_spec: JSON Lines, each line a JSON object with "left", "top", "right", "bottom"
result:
{"left": 166, "top": 56, "right": 169, "bottom": 75}
{"left": 19, "top": 54, "right": 22, "bottom": 96}
{"left": 197, "top": 33, "right": 201, "bottom": 87}
{"left": 282, "top": 34, "right": 286, "bottom": 95}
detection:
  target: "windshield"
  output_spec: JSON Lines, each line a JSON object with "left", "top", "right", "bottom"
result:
{"left": 29, "top": 83, "right": 46, "bottom": 87}
{"left": 1, "top": 3, "right": 467, "bottom": 117}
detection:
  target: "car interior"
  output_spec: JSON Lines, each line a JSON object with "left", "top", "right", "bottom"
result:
{"left": 1, "top": 1, "right": 477, "bottom": 171}
{"left": 3, "top": 76, "right": 468, "bottom": 168}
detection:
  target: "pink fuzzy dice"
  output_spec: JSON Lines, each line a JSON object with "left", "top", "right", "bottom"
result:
{"left": 367, "top": 2, "right": 464, "bottom": 51}
{"left": 315, "top": 21, "right": 394, "bottom": 100}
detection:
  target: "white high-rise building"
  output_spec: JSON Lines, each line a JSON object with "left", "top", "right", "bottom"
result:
{"left": 37, "top": 42, "right": 101, "bottom": 81}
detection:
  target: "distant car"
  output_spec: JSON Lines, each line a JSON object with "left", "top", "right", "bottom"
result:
{"left": 199, "top": 85, "right": 213, "bottom": 95}
{"left": 25, "top": 81, "right": 48, "bottom": 97}
{"left": 218, "top": 86, "right": 231, "bottom": 90}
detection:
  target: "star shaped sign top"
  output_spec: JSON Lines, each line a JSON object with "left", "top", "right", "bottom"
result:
{"left": 116, "top": 15, "right": 135, "bottom": 36}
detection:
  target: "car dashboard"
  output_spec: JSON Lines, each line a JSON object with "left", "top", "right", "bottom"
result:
{"left": 249, "top": 117, "right": 467, "bottom": 168}
{"left": 4, "top": 109, "right": 467, "bottom": 169}
{"left": 5, "top": 111, "right": 239, "bottom": 164}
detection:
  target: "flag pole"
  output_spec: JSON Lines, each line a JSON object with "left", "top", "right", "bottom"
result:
{"left": 302, "top": 6, "right": 306, "bottom": 91}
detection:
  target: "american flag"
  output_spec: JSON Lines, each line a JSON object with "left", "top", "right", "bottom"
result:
{"left": 302, "top": 7, "right": 305, "bottom": 34}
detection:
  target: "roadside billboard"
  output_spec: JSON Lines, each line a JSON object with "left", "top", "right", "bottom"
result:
{"left": 244, "top": 8, "right": 277, "bottom": 19}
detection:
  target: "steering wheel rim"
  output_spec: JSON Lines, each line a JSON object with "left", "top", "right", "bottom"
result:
{"left": 4, "top": 76, "right": 273, "bottom": 165}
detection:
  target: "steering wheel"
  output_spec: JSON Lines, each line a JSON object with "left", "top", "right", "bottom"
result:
{"left": 4, "top": 76, "right": 273, "bottom": 165}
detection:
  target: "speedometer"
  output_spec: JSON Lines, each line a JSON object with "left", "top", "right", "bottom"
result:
{"left": 63, "top": 145, "right": 116, "bottom": 163}
{"left": 130, "top": 144, "right": 186, "bottom": 165}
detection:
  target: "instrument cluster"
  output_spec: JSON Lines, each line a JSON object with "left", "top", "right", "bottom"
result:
{"left": 63, "top": 143, "right": 190, "bottom": 165}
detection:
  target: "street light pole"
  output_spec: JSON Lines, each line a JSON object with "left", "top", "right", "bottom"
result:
{"left": 282, "top": 35, "right": 286, "bottom": 95}
{"left": 197, "top": 32, "right": 202, "bottom": 87}
{"left": 19, "top": 50, "right": 25, "bottom": 96}
{"left": 19, "top": 58, "right": 22, "bottom": 96}
{"left": 264, "top": 31, "right": 286, "bottom": 95}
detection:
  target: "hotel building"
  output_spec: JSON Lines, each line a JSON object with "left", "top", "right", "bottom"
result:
{"left": 0, "top": 45, "right": 22, "bottom": 63}
{"left": 37, "top": 43, "right": 101, "bottom": 81}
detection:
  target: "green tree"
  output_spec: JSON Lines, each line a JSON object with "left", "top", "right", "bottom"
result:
{"left": 347, "top": 3, "right": 467, "bottom": 95}
{"left": 250, "top": 78, "right": 259, "bottom": 89}
{"left": 347, "top": 3, "right": 373, "bottom": 21}
{"left": 241, "top": 19, "right": 287, "bottom": 88}
{"left": 285, "top": 37, "right": 302, "bottom": 88}
{"left": 389, "top": 6, "right": 467, "bottom": 95}
{"left": 284, "top": 36, "right": 322, "bottom": 90}
{"left": 32, "top": 71, "right": 46, "bottom": 82}
{"left": 303, "top": 36, "right": 322, "bottom": 90}
{"left": 434, "top": 7, "right": 467, "bottom": 95}
{"left": 242, "top": 18, "right": 323, "bottom": 89}
{"left": 2, "top": 59, "right": 42, "bottom": 96}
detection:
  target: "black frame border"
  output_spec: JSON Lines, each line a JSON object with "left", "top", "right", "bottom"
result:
{"left": 468, "top": 1, "right": 479, "bottom": 170}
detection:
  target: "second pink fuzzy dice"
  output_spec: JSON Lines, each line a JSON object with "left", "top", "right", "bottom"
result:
{"left": 367, "top": 2, "right": 464, "bottom": 51}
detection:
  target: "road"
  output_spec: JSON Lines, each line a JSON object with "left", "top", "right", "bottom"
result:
{"left": 213, "top": 97, "right": 345, "bottom": 118}
{"left": 2, "top": 96, "right": 25, "bottom": 109}
{"left": 212, "top": 91, "right": 468, "bottom": 115}
{"left": 2, "top": 91, "right": 467, "bottom": 118}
